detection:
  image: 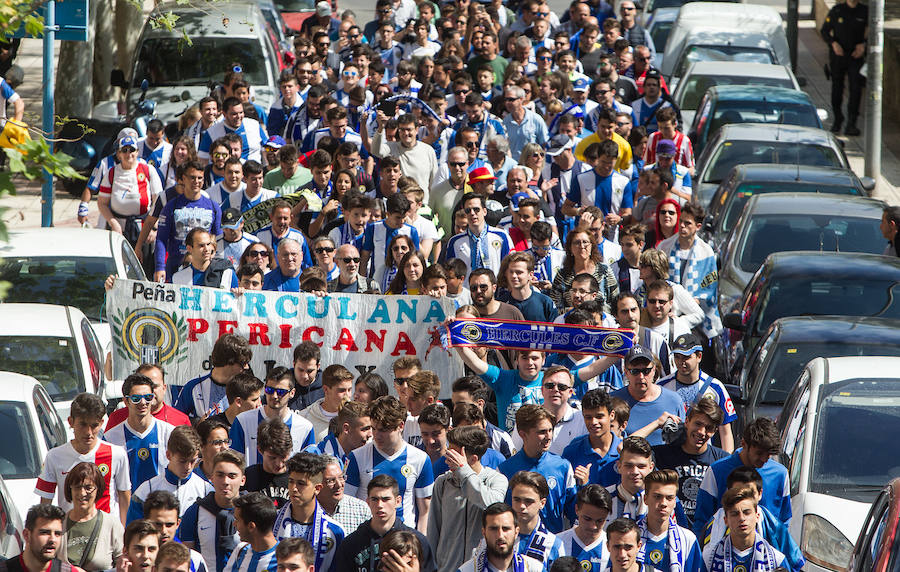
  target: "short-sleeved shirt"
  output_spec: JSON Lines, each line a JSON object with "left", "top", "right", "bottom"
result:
{"left": 229, "top": 409, "right": 316, "bottom": 464}
{"left": 652, "top": 441, "right": 728, "bottom": 525}
{"left": 481, "top": 365, "right": 545, "bottom": 433}
{"left": 35, "top": 441, "right": 131, "bottom": 513}
{"left": 658, "top": 372, "right": 738, "bottom": 425}
{"left": 610, "top": 386, "right": 686, "bottom": 446}
{"left": 104, "top": 418, "right": 176, "bottom": 491}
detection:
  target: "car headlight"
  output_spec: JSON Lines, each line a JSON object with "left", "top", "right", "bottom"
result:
{"left": 802, "top": 514, "right": 853, "bottom": 572}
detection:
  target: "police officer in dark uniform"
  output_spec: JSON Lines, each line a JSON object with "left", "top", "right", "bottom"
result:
{"left": 821, "top": 0, "right": 868, "bottom": 136}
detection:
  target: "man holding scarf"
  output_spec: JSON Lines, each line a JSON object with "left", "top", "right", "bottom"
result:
{"left": 272, "top": 453, "right": 344, "bottom": 572}
{"left": 456, "top": 503, "right": 543, "bottom": 572}
{"left": 702, "top": 488, "right": 787, "bottom": 572}
{"left": 635, "top": 470, "right": 702, "bottom": 571}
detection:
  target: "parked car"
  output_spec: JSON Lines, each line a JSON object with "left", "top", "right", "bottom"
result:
{"left": 0, "top": 305, "right": 107, "bottom": 421}
{"left": 693, "top": 123, "right": 851, "bottom": 206}
{"left": 778, "top": 357, "right": 900, "bottom": 572}
{"left": 115, "top": 1, "right": 280, "bottom": 128}
{"left": 674, "top": 62, "right": 801, "bottom": 127}
{"left": 0, "top": 475, "right": 23, "bottom": 559}
{"left": 715, "top": 252, "right": 900, "bottom": 382}
{"left": 727, "top": 316, "right": 900, "bottom": 437}
{"left": 661, "top": 2, "right": 789, "bottom": 90}
{"left": 717, "top": 193, "right": 886, "bottom": 306}
{"left": 702, "top": 164, "right": 875, "bottom": 249}
{"left": 0, "top": 372, "right": 69, "bottom": 519}
{"left": 647, "top": 7, "right": 681, "bottom": 70}
{"left": 849, "top": 478, "right": 900, "bottom": 571}
{"left": 687, "top": 85, "right": 824, "bottom": 157}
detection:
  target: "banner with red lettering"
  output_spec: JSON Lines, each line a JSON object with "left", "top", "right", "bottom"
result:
{"left": 107, "top": 279, "right": 462, "bottom": 395}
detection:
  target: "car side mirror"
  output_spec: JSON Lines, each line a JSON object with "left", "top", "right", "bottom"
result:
{"left": 860, "top": 176, "right": 876, "bottom": 193}
{"left": 797, "top": 76, "right": 808, "bottom": 88}
{"left": 110, "top": 69, "right": 127, "bottom": 89}
{"left": 722, "top": 312, "right": 745, "bottom": 331}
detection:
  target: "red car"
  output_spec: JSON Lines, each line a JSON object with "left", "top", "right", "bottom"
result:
{"left": 849, "top": 479, "right": 900, "bottom": 571}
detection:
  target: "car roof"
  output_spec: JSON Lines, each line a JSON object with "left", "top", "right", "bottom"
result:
{"left": 819, "top": 356, "right": 900, "bottom": 383}
{"left": 771, "top": 316, "right": 900, "bottom": 344}
{"left": 731, "top": 164, "right": 859, "bottom": 185}
{"left": 0, "top": 304, "right": 80, "bottom": 337}
{"left": 763, "top": 252, "right": 900, "bottom": 280}
{"left": 0, "top": 229, "right": 117, "bottom": 258}
{"left": 677, "top": 2, "right": 782, "bottom": 23}
{"left": 684, "top": 62, "right": 792, "bottom": 79}
{"left": 649, "top": 7, "right": 680, "bottom": 21}
{"left": 0, "top": 372, "right": 41, "bottom": 403}
{"left": 715, "top": 123, "right": 837, "bottom": 144}
{"left": 144, "top": 2, "right": 265, "bottom": 38}
{"left": 743, "top": 192, "right": 883, "bottom": 217}
{"left": 708, "top": 85, "right": 811, "bottom": 104}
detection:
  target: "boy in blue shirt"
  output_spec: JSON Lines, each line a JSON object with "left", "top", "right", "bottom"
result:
{"left": 564, "top": 389, "right": 622, "bottom": 489}
{"left": 556, "top": 484, "right": 613, "bottom": 571}
{"left": 508, "top": 471, "right": 564, "bottom": 565}
{"left": 635, "top": 470, "right": 703, "bottom": 572}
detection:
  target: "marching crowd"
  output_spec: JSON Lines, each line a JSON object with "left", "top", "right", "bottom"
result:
{"left": 11, "top": 0, "right": 832, "bottom": 570}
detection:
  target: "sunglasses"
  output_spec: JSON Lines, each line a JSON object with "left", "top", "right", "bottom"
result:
{"left": 659, "top": 209, "right": 677, "bottom": 215}
{"left": 128, "top": 393, "right": 154, "bottom": 404}
{"left": 212, "top": 152, "right": 229, "bottom": 159}
{"left": 394, "top": 376, "right": 411, "bottom": 385}
{"left": 647, "top": 297, "right": 670, "bottom": 305}
{"left": 210, "top": 438, "right": 232, "bottom": 447}
{"left": 464, "top": 141, "right": 478, "bottom": 148}
{"left": 464, "top": 207, "right": 482, "bottom": 214}
{"left": 543, "top": 382, "right": 572, "bottom": 391}
{"left": 315, "top": 247, "right": 335, "bottom": 254}
{"left": 341, "top": 257, "right": 361, "bottom": 263}
{"left": 628, "top": 367, "right": 653, "bottom": 375}
{"left": 449, "top": 161, "right": 467, "bottom": 167}
{"left": 264, "top": 386, "right": 291, "bottom": 398}
{"left": 248, "top": 250, "right": 268, "bottom": 257}
{"left": 343, "top": 71, "right": 358, "bottom": 77}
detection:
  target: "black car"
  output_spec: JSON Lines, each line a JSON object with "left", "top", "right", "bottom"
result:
{"left": 702, "top": 164, "right": 876, "bottom": 249}
{"left": 727, "top": 316, "right": 900, "bottom": 438}
{"left": 715, "top": 252, "right": 900, "bottom": 381}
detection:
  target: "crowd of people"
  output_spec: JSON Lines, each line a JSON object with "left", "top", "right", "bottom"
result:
{"left": 21, "top": 0, "right": 831, "bottom": 571}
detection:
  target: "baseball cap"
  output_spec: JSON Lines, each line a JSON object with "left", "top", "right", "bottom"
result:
{"left": 265, "top": 135, "right": 287, "bottom": 149}
{"left": 222, "top": 208, "right": 244, "bottom": 230}
{"left": 118, "top": 135, "right": 137, "bottom": 150}
{"left": 316, "top": 1, "right": 332, "bottom": 17}
{"left": 656, "top": 139, "right": 677, "bottom": 157}
{"left": 468, "top": 166, "right": 497, "bottom": 184}
{"left": 509, "top": 192, "right": 531, "bottom": 210}
{"left": 546, "top": 134, "right": 574, "bottom": 157}
{"left": 625, "top": 345, "right": 654, "bottom": 365}
{"left": 671, "top": 334, "right": 703, "bottom": 356}
{"left": 116, "top": 127, "right": 138, "bottom": 143}
{"left": 572, "top": 77, "right": 591, "bottom": 92}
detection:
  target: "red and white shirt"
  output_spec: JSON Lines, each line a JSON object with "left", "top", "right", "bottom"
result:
{"left": 98, "top": 162, "right": 162, "bottom": 218}
{"left": 35, "top": 440, "right": 131, "bottom": 514}
{"left": 644, "top": 130, "right": 695, "bottom": 170}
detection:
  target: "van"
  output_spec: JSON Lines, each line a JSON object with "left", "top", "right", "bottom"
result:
{"left": 661, "top": 3, "right": 789, "bottom": 91}
{"left": 117, "top": 1, "right": 280, "bottom": 129}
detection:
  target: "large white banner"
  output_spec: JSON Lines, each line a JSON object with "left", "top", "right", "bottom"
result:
{"left": 107, "top": 280, "right": 463, "bottom": 394}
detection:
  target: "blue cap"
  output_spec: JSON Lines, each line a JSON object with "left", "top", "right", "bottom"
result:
{"left": 572, "top": 77, "right": 591, "bottom": 92}
{"left": 118, "top": 135, "right": 137, "bottom": 149}
{"left": 510, "top": 192, "right": 531, "bottom": 209}
{"left": 265, "top": 135, "right": 287, "bottom": 149}
{"left": 625, "top": 344, "right": 654, "bottom": 365}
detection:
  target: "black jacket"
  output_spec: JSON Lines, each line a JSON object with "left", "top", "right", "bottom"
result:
{"left": 333, "top": 519, "right": 438, "bottom": 572}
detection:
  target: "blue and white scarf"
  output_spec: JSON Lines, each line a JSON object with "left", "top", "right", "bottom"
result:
{"left": 468, "top": 226, "right": 490, "bottom": 270}
{"left": 474, "top": 547, "right": 527, "bottom": 572}
{"left": 665, "top": 237, "right": 723, "bottom": 337}
{"left": 636, "top": 515, "right": 689, "bottom": 572}
{"left": 273, "top": 501, "right": 328, "bottom": 570}
{"left": 708, "top": 536, "right": 779, "bottom": 572}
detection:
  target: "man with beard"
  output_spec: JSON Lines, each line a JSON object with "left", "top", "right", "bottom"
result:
{"left": 5, "top": 505, "right": 81, "bottom": 572}
{"left": 456, "top": 503, "right": 543, "bottom": 572}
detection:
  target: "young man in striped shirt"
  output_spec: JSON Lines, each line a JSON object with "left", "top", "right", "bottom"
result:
{"left": 223, "top": 493, "right": 278, "bottom": 572}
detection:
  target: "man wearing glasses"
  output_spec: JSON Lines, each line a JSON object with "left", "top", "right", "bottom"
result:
{"left": 509, "top": 367, "right": 588, "bottom": 456}
{"left": 446, "top": 194, "right": 513, "bottom": 277}
{"left": 230, "top": 367, "right": 316, "bottom": 464}
{"left": 618, "top": 1, "right": 656, "bottom": 63}
{"left": 105, "top": 373, "right": 177, "bottom": 492}
{"left": 328, "top": 244, "right": 380, "bottom": 293}
{"left": 502, "top": 86, "right": 549, "bottom": 161}
{"left": 610, "top": 345, "right": 685, "bottom": 446}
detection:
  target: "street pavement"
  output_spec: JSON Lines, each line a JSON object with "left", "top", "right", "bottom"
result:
{"left": 3, "top": 2, "right": 900, "bottom": 230}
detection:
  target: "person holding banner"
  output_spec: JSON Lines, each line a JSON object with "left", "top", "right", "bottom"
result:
{"left": 263, "top": 239, "right": 307, "bottom": 292}
{"left": 172, "top": 229, "right": 239, "bottom": 289}
{"left": 175, "top": 334, "right": 252, "bottom": 420}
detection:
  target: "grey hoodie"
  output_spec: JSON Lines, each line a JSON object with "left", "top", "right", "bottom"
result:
{"left": 427, "top": 465, "right": 509, "bottom": 572}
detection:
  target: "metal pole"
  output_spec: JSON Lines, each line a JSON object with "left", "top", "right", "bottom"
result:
{"left": 41, "top": 0, "right": 55, "bottom": 227}
{"left": 865, "top": 0, "right": 883, "bottom": 180}
{"left": 786, "top": 0, "right": 799, "bottom": 71}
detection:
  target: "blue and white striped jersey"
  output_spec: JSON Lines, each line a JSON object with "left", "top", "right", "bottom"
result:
{"left": 222, "top": 542, "right": 278, "bottom": 572}
{"left": 179, "top": 494, "right": 240, "bottom": 572}
{"left": 445, "top": 227, "right": 515, "bottom": 279}
{"left": 104, "top": 418, "right": 175, "bottom": 492}
{"left": 344, "top": 442, "right": 435, "bottom": 529}
{"left": 199, "top": 118, "right": 268, "bottom": 162}
{"left": 361, "top": 221, "right": 420, "bottom": 278}
{"left": 556, "top": 528, "right": 610, "bottom": 572}
{"left": 174, "top": 373, "right": 228, "bottom": 419}
{"left": 127, "top": 467, "right": 213, "bottom": 522}
{"left": 230, "top": 409, "right": 316, "bottom": 465}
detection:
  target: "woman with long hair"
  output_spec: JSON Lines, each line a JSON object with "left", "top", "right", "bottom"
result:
{"left": 647, "top": 198, "right": 681, "bottom": 248}
{"left": 376, "top": 234, "right": 416, "bottom": 293}
{"left": 160, "top": 135, "right": 198, "bottom": 189}
{"left": 387, "top": 251, "right": 428, "bottom": 295}
{"left": 549, "top": 228, "right": 619, "bottom": 312}
{"left": 240, "top": 242, "right": 275, "bottom": 273}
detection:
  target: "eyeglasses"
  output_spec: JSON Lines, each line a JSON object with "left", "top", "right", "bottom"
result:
{"left": 72, "top": 484, "right": 97, "bottom": 493}
{"left": 340, "top": 257, "right": 361, "bottom": 263}
{"left": 616, "top": 121, "right": 630, "bottom": 127}
{"left": 621, "top": 6, "right": 635, "bottom": 10}
{"left": 210, "top": 438, "right": 232, "bottom": 447}
{"left": 348, "top": 34, "right": 360, "bottom": 39}
{"left": 128, "top": 393, "right": 154, "bottom": 404}
{"left": 471, "top": 283, "right": 491, "bottom": 291}
{"left": 378, "top": 8, "right": 391, "bottom": 13}
{"left": 573, "top": 240, "right": 592, "bottom": 246}
{"left": 505, "top": 97, "right": 520, "bottom": 102}
{"left": 264, "top": 386, "right": 291, "bottom": 398}
{"left": 248, "top": 250, "right": 268, "bottom": 258}
{"left": 531, "top": 152, "right": 544, "bottom": 158}
{"left": 637, "top": 56, "right": 651, "bottom": 61}
{"left": 659, "top": 209, "right": 677, "bottom": 215}
{"left": 212, "top": 152, "right": 229, "bottom": 159}
{"left": 449, "top": 161, "right": 467, "bottom": 167}
{"left": 323, "top": 475, "right": 346, "bottom": 487}
{"left": 454, "top": 89, "right": 471, "bottom": 96}
{"left": 317, "top": 42, "right": 331, "bottom": 48}
{"left": 647, "top": 297, "right": 670, "bottom": 305}
{"left": 343, "top": 71, "right": 358, "bottom": 77}
{"left": 543, "top": 382, "right": 572, "bottom": 391}
{"left": 394, "top": 376, "right": 410, "bottom": 385}
{"left": 628, "top": 367, "right": 653, "bottom": 375}
{"left": 464, "top": 207, "right": 482, "bottom": 214}
{"left": 538, "top": 56, "right": 553, "bottom": 61}
{"left": 315, "top": 246, "right": 336, "bottom": 254}
{"left": 464, "top": 141, "right": 478, "bottom": 148}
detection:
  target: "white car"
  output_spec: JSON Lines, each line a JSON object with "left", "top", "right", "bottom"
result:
{"left": 0, "top": 228, "right": 146, "bottom": 380}
{"left": 0, "top": 372, "right": 69, "bottom": 520}
{"left": 778, "top": 356, "right": 900, "bottom": 572}
{"left": 0, "top": 304, "right": 108, "bottom": 421}
{"left": 0, "top": 474, "right": 24, "bottom": 559}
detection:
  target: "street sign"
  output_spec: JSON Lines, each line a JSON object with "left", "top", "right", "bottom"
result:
{"left": 12, "top": 0, "right": 89, "bottom": 42}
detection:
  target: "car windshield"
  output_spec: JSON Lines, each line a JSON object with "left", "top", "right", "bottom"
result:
{"left": 0, "top": 402, "right": 41, "bottom": 479}
{"left": 0, "top": 256, "right": 115, "bottom": 321}
{"left": 811, "top": 379, "right": 900, "bottom": 502}
{"left": 707, "top": 101, "right": 820, "bottom": 136}
{"left": 760, "top": 342, "right": 900, "bottom": 405}
{"left": 678, "top": 75, "right": 795, "bottom": 110}
{"left": 721, "top": 182, "right": 862, "bottom": 236}
{"left": 677, "top": 45, "right": 774, "bottom": 78}
{"left": 737, "top": 214, "right": 884, "bottom": 272}
{"left": 703, "top": 141, "right": 842, "bottom": 184}
{"left": 754, "top": 279, "right": 900, "bottom": 335}
{"left": 133, "top": 37, "right": 269, "bottom": 87}
{"left": 272, "top": 0, "right": 315, "bottom": 12}
{"left": 0, "top": 336, "right": 85, "bottom": 402}
{"left": 651, "top": 22, "right": 674, "bottom": 54}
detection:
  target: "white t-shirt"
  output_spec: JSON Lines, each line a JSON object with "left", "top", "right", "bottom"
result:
{"left": 35, "top": 440, "right": 131, "bottom": 514}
